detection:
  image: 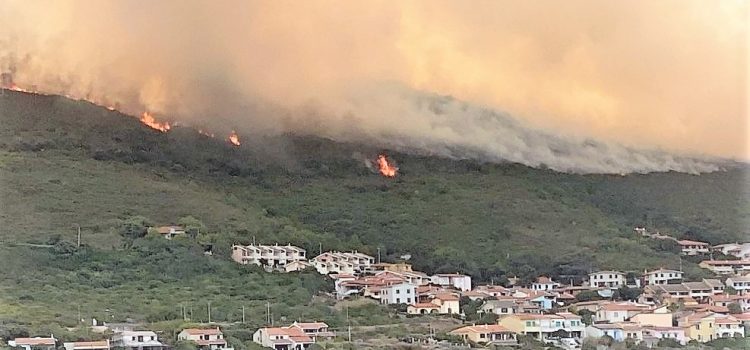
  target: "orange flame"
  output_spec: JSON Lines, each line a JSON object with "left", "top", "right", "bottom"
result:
{"left": 140, "top": 112, "right": 171, "bottom": 132}
{"left": 228, "top": 130, "right": 241, "bottom": 146}
{"left": 376, "top": 154, "right": 398, "bottom": 177}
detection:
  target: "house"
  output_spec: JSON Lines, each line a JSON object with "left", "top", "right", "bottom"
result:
{"left": 284, "top": 260, "right": 313, "bottom": 273}
{"left": 644, "top": 269, "right": 683, "bottom": 285}
{"left": 588, "top": 271, "right": 626, "bottom": 289}
{"left": 380, "top": 282, "right": 417, "bottom": 305}
{"left": 474, "top": 285, "right": 511, "bottom": 297}
{"left": 594, "top": 302, "right": 650, "bottom": 323}
{"left": 699, "top": 260, "right": 750, "bottom": 275}
{"left": 480, "top": 299, "right": 517, "bottom": 316}
{"left": 678, "top": 312, "right": 717, "bottom": 343}
{"left": 499, "top": 312, "right": 585, "bottom": 341}
{"left": 63, "top": 341, "right": 110, "bottom": 350}
{"left": 430, "top": 273, "right": 472, "bottom": 291}
{"left": 252, "top": 326, "right": 314, "bottom": 350}
{"left": 531, "top": 276, "right": 560, "bottom": 291}
{"left": 641, "top": 326, "right": 688, "bottom": 346}
{"left": 431, "top": 293, "right": 460, "bottom": 315}
{"left": 628, "top": 309, "right": 673, "bottom": 328}
{"left": 585, "top": 323, "right": 642, "bottom": 343}
{"left": 714, "top": 315, "right": 744, "bottom": 338}
{"left": 8, "top": 337, "right": 57, "bottom": 350}
{"left": 311, "top": 251, "right": 374, "bottom": 275}
{"left": 289, "top": 322, "right": 335, "bottom": 341}
{"left": 712, "top": 242, "right": 750, "bottom": 259}
{"left": 677, "top": 240, "right": 710, "bottom": 255}
{"left": 683, "top": 281, "right": 715, "bottom": 301}
{"left": 111, "top": 331, "right": 165, "bottom": 350}
{"left": 178, "top": 328, "right": 232, "bottom": 350}
{"left": 407, "top": 302, "right": 441, "bottom": 315}
{"left": 371, "top": 262, "right": 414, "bottom": 273}
{"left": 703, "top": 278, "right": 726, "bottom": 294}
{"left": 155, "top": 225, "right": 186, "bottom": 239}
{"left": 528, "top": 291, "right": 557, "bottom": 311}
{"left": 376, "top": 270, "right": 430, "bottom": 286}
{"left": 231, "top": 244, "right": 307, "bottom": 270}
{"left": 449, "top": 325, "right": 517, "bottom": 346}
{"left": 709, "top": 294, "right": 750, "bottom": 312}
{"left": 726, "top": 276, "right": 750, "bottom": 294}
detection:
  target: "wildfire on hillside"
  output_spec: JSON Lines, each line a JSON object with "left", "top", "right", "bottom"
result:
{"left": 228, "top": 130, "right": 241, "bottom": 146}
{"left": 140, "top": 112, "right": 171, "bottom": 132}
{"left": 376, "top": 154, "right": 398, "bottom": 177}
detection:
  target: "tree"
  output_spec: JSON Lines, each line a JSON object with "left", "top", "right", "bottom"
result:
{"left": 119, "top": 216, "right": 150, "bottom": 240}
{"left": 727, "top": 302, "right": 743, "bottom": 314}
{"left": 656, "top": 337, "right": 682, "bottom": 348}
{"left": 615, "top": 286, "right": 642, "bottom": 301}
{"left": 576, "top": 290, "right": 600, "bottom": 303}
{"left": 178, "top": 215, "right": 205, "bottom": 239}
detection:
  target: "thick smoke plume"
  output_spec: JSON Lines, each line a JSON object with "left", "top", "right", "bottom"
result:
{"left": 0, "top": 0, "right": 746, "bottom": 173}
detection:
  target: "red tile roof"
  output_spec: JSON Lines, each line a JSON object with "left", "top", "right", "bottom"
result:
{"left": 450, "top": 324, "right": 512, "bottom": 334}
{"left": 182, "top": 328, "right": 223, "bottom": 335}
{"left": 12, "top": 338, "right": 56, "bottom": 346}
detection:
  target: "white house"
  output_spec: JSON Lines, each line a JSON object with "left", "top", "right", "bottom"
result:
{"left": 531, "top": 276, "right": 560, "bottom": 291}
{"left": 178, "top": 328, "right": 232, "bottom": 350}
{"left": 63, "top": 341, "right": 110, "bottom": 350}
{"left": 726, "top": 276, "right": 750, "bottom": 294}
{"left": 642, "top": 326, "right": 688, "bottom": 346}
{"left": 712, "top": 243, "right": 750, "bottom": 259}
{"left": 699, "top": 260, "right": 750, "bottom": 275}
{"left": 714, "top": 315, "right": 745, "bottom": 338}
{"left": 311, "top": 251, "right": 374, "bottom": 275}
{"left": 644, "top": 269, "right": 683, "bottom": 285}
{"left": 588, "top": 271, "right": 626, "bottom": 289}
{"left": 112, "top": 331, "right": 165, "bottom": 350}
{"left": 430, "top": 273, "right": 472, "bottom": 291}
{"left": 231, "top": 244, "right": 306, "bottom": 270}
{"left": 380, "top": 282, "right": 417, "bottom": 305}
{"left": 252, "top": 326, "right": 313, "bottom": 350}
{"left": 155, "top": 226, "right": 186, "bottom": 239}
{"left": 677, "top": 240, "right": 710, "bottom": 255}
{"left": 8, "top": 337, "right": 57, "bottom": 350}
{"left": 594, "top": 303, "right": 650, "bottom": 323}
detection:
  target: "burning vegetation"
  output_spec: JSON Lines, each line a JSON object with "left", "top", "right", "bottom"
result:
{"left": 376, "top": 154, "right": 398, "bottom": 177}
{"left": 228, "top": 131, "right": 241, "bottom": 146}
{"left": 139, "top": 112, "right": 171, "bottom": 132}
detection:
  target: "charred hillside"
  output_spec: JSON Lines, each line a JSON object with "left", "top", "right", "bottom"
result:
{"left": 1, "top": 90, "right": 749, "bottom": 280}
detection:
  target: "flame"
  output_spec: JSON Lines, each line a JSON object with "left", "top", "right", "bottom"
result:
{"left": 376, "top": 154, "right": 398, "bottom": 177}
{"left": 228, "top": 130, "right": 241, "bottom": 146}
{"left": 140, "top": 111, "right": 171, "bottom": 132}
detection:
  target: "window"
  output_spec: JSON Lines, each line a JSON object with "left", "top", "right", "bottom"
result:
{"left": 396, "top": 298, "right": 401, "bottom": 303}
{"left": 150, "top": 336, "right": 155, "bottom": 341}
{"left": 479, "top": 334, "right": 486, "bottom": 339}
{"left": 407, "top": 298, "right": 412, "bottom": 303}
{"left": 396, "top": 289, "right": 400, "bottom": 294}
{"left": 526, "top": 321, "right": 533, "bottom": 327}
{"left": 501, "top": 308, "right": 508, "bottom": 313}
{"left": 407, "top": 289, "right": 411, "bottom": 294}
{"left": 137, "top": 336, "right": 144, "bottom": 342}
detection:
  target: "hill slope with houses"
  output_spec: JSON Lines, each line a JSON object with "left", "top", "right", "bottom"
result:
{"left": 1, "top": 89, "right": 749, "bottom": 349}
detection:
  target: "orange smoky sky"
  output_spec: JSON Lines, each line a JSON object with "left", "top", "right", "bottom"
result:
{"left": 1, "top": 0, "right": 747, "bottom": 166}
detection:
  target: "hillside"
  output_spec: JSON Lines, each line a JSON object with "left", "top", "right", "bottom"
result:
{"left": 1, "top": 90, "right": 749, "bottom": 337}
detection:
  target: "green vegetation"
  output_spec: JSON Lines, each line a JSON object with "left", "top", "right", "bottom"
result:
{"left": 1, "top": 90, "right": 748, "bottom": 341}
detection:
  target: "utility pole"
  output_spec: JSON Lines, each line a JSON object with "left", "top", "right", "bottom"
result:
{"left": 266, "top": 301, "right": 271, "bottom": 324}
{"left": 253, "top": 236, "right": 256, "bottom": 245}
{"left": 207, "top": 301, "right": 211, "bottom": 323}
{"left": 77, "top": 225, "right": 81, "bottom": 248}
{"left": 377, "top": 247, "right": 381, "bottom": 264}
{"left": 319, "top": 242, "right": 322, "bottom": 255}
{"left": 242, "top": 306, "right": 245, "bottom": 324}
{"left": 346, "top": 306, "right": 351, "bottom": 342}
